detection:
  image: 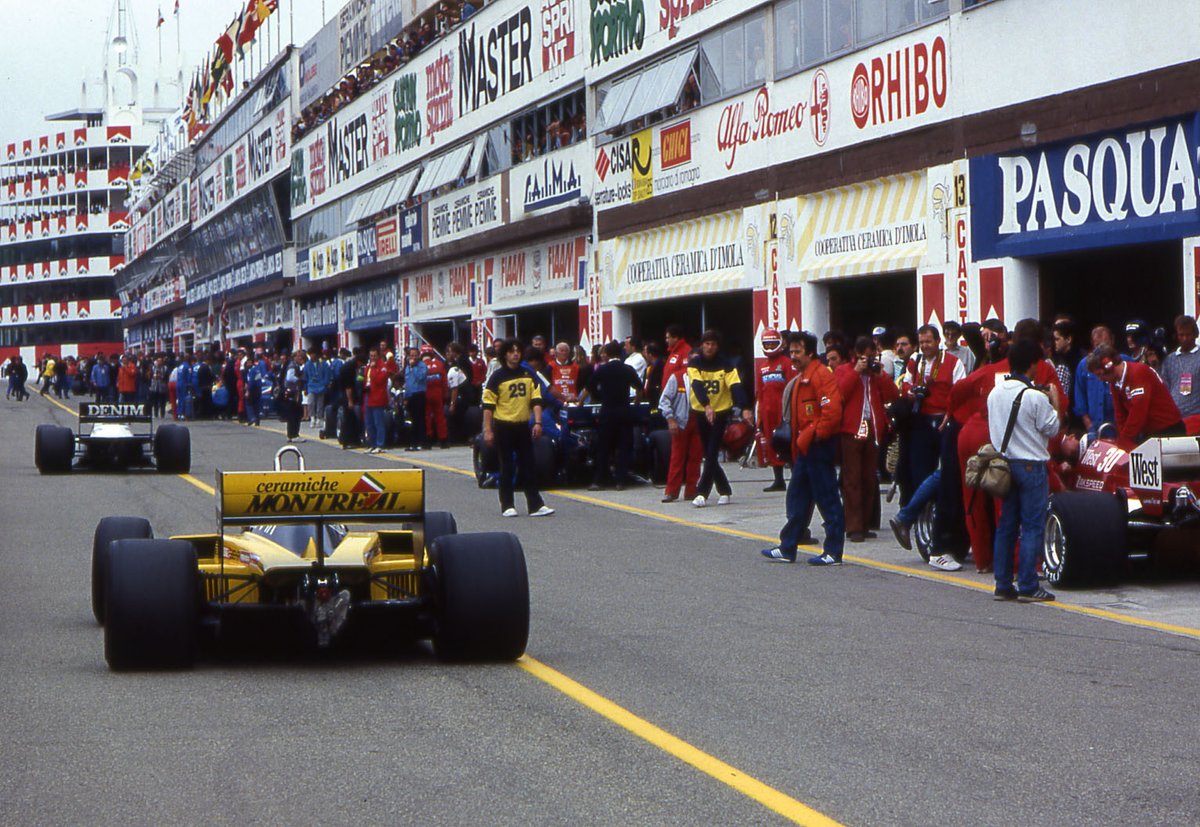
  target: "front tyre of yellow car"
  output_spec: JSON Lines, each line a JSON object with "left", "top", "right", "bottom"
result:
{"left": 104, "top": 539, "right": 198, "bottom": 670}
{"left": 430, "top": 532, "right": 529, "bottom": 661}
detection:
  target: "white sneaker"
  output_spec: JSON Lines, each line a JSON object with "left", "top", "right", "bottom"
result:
{"left": 692, "top": 495, "right": 707, "bottom": 508}
{"left": 530, "top": 506, "right": 555, "bottom": 517}
{"left": 501, "top": 507, "right": 519, "bottom": 517}
{"left": 928, "top": 554, "right": 963, "bottom": 572}
{"left": 717, "top": 495, "right": 731, "bottom": 506}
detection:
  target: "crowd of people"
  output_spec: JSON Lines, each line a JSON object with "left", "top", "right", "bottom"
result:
{"left": 9, "top": 310, "right": 1198, "bottom": 600}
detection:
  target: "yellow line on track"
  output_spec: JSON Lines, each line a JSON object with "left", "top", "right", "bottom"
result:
{"left": 518, "top": 655, "right": 845, "bottom": 827}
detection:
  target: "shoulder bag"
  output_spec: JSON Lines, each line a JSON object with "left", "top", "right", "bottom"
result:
{"left": 964, "top": 387, "right": 1028, "bottom": 498}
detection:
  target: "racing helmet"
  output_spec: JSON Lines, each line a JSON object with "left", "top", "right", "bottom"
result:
{"left": 1125, "top": 319, "right": 1150, "bottom": 346}
{"left": 760, "top": 328, "right": 784, "bottom": 355}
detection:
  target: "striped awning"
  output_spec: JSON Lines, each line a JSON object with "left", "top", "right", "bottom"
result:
{"left": 608, "top": 209, "right": 757, "bottom": 303}
{"left": 795, "top": 172, "right": 928, "bottom": 280}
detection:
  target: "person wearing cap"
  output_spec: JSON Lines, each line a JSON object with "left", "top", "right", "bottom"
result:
{"left": 1087, "top": 343, "right": 1183, "bottom": 448}
{"left": 754, "top": 327, "right": 797, "bottom": 492}
{"left": 1124, "top": 320, "right": 1150, "bottom": 363}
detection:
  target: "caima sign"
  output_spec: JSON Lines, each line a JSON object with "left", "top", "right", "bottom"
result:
{"left": 971, "top": 114, "right": 1200, "bottom": 259}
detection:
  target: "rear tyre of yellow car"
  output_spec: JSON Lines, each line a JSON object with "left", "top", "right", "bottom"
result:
{"left": 104, "top": 539, "right": 198, "bottom": 670}
{"left": 430, "top": 532, "right": 529, "bottom": 661}
{"left": 34, "top": 424, "right": 74, "bottom": 473}
{"left": 424, "top": 512, "right": 458, "bottom": 549}
{"left": 91, "top": 516, "right": 152, "bottom": 624}
{"left": 154, "top": 424, "right": 191, "bottom": 473}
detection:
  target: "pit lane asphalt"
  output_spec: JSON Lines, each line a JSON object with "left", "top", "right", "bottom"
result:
{"left": 4, "top": 397, "right": 1200, "bottom": 826}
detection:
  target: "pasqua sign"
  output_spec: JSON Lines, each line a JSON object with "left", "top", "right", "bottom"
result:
{"left": 971, "top": 114, "right": 1200, "bottom": 259}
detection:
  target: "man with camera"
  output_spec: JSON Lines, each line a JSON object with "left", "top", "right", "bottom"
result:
{"left": 835, "top": 336, "right": 898, "bottom": 542}
{"left": 899, "top": 324, "right": 966, "bottom": 503}
{"left": 988, "top": 338, "right": 1063, "bottom": 602}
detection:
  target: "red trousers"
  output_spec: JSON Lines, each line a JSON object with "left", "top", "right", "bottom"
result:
{"left": 425, "top": 393, "right": 448, "bottom": 441}
{"left": 958, "top": 416, "right": 1000, "bottom": 571}
{"left": 840, "top": 434, "right": 879, "bottom": 535}
{"left": 665, "top": 418, "right": 703, "bottom": 499}
{"left": 757, "top": 399, "right": 787, "bottom": 467}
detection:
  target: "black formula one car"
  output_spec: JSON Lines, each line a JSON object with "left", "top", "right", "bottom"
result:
{"left": 35, "top": 402, "right": 190, "bottom": 474}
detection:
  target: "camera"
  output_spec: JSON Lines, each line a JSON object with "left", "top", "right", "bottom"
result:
{"left": 867, "top": 358, "right": 882, "bottom": 373}
{"left": 911, "top": 385, "right": 930, "bottom": 414}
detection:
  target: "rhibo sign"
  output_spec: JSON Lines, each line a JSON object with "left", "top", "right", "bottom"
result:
{"left": 971, "top": 114, "right": 1200, "bottom": 259}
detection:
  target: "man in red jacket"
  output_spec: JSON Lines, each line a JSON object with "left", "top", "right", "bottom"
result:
{"left": 755, "top": 328, "right": 797, "bottom": 492}
{"left": 761, "top": 331, "right": 844, "bottom": 565}
{"left": 1087, "top": 344, "right": 1183, "bottom": 447}
{"left": 662, "top": 323, "right": 692, "bottom": 384}
{"left": 422, "top": 346, "right": 450, "bottom": 447}
{"left": 835, "top": 337, "right": 898, "bottom": 542}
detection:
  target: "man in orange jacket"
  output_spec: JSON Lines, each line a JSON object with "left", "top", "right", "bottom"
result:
{"left": 762, "top": 331, "right": 845, "bottom": 565}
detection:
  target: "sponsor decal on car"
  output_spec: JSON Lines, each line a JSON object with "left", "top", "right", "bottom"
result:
{"left": 220, "top": 469, "right": 425, "bottom": 518}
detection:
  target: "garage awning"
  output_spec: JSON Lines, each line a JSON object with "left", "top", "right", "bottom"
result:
{"left": 607, "top": 209, "right": 758, "bottom": 303}
{"left": 597, "top": 47, "right": 697, "bottom": 133}
{"left": 412, "top": 142, "right": 475, "bottom": 198}
{"left": 795, "top": 172, "right": 928, "bottom": 280}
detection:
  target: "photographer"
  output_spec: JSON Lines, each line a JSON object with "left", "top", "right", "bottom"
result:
{"left": 988, "top": 338, "right": 1062, "bottom": 603}
{"left": 835, "top": 337, "right": 897, "bottom": 542}
{"left": 899, "top": 325, "right": 966, "bottom": 503}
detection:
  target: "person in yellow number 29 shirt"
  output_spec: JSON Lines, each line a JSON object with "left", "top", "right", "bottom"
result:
{"left": 482, "top": 338, "right": 556, "bottom": 518}
{"left": 687, "top": 329, "right": 754, "bottom": 508}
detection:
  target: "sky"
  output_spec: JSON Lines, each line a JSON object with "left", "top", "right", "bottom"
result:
{"left": 0, "top": 0, "right": 331, "bottom": 142}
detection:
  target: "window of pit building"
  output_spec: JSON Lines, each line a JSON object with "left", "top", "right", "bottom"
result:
{"left": 510, "top": 88, "right": 587, "bottom": 164}
{"left": 775, "top": 0, "right": 948, "bottom": 80}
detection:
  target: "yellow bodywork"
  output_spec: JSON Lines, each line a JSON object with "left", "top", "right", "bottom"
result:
{"left": 174, "top": 466, "right": 433, "bottom": 606}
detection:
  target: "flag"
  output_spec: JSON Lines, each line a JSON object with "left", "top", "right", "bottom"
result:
{"left": 216, "top": 14, "right": 240, "bottom": 65}
{"left": 174, "top": 0, "right": 179, "bottom": 14}
{"left": 207, "top": 294, "right": 215, "bottom": 341}
{"left": 237, "top": 0, "right": 277, "bottom": 49}
{"left": 219, "top": 295, "right": 229, "bottom": 341}
{"left": 156, "top": 5, "right": 165, "bottom": 28}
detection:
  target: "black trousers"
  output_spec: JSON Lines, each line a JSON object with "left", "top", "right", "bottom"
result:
{"left": 406, "top": 392, "right": 426, "bottom": 447}
{"left": 280, "top": 396, "right": 302, "bottom": 439}
{"left": 493, "top": 420, "right": 545, "bottom": 513}
{"left": 695, "top": 411, "right": 732, "bottom": 497}
{"left": 594, "top": 409, "right": 633, "bottom": 485}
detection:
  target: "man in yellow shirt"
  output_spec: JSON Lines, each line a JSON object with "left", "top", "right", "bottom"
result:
{"left": 686, "top": 329, "right": 754, "bottom": 507}
{"left": 482, "top": 338, "right": 555, "bottom": 518}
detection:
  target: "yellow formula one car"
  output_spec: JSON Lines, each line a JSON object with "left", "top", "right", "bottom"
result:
{"left": 90, "top": 447, "right": 529, "bottom": 669}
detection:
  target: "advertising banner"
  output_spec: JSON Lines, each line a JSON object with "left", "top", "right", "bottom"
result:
{"left": 970, "top": 114, "right": 1200, "bottom": 260}
{"left": 428, "top": 178, "right": 504, "bottom": 246}
{"left": 404, "top": 262, "right": 474, "bottom": 320}
{"left": 309, "top": 231, "right": 359, "bottom": 281}
{"left": 192, "top": 101, "right": 291, "bottom": 228}
{"left": 594, "top": 22, "right": 950, "bottom": 211}
{"left": 511, "top": 142, "right": 586, "bottom": 219}
{"left": 486, "top": 234, "right": 586, "bottom": 309}
{"left": 186, "top": 248, "right": 284, "bottom": 306}
{"left": 290, "top": 0, "right": 584, "bottom": 218}
{"left": 399, "top": 204, "right": 423, "bottom": 254}
{"left": 343, "top": 279, "right": 399, "bottom": 328}
{"left": 128, "top": 179, "right": 190, "bottom": 260}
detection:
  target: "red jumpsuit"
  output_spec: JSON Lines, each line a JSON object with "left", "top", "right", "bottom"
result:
{"left": 424, "top": 356, "right": 449, "bottom": 442}
{"left": 949, "top": 359, "right": 1067, "bottom": 570}
{"left": 755, "top": 352, "right": 797, "bottom": 467}
{"left": 1111, "top": 361, "right": 1182, "bottom": 448}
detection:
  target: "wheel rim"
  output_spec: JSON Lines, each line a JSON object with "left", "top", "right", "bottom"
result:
{"left": 1044, "top": 512, "right": 1066, "bottom": 584}
{"left": 914, "top": 502, "right": 934, "bottom": 562}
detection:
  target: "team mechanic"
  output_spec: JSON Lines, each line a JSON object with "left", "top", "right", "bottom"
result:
{"left": 755, "top": 328, "right": 797, "bottom": 493}
{"left": 482, "top": 338, "right": 555, "bottom": 518}
{"left": 1086, "top": 343, "right": 1184, "bottom": 447}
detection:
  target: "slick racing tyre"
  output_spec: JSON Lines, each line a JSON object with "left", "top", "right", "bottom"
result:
{"left": 914, "top": 501, "right": 935, "bottom": 563}
{"left": 91, "top": 516, "right": 153, "bottom": 625}
{"left": 34, "top": 424, "right": 74, "bottom": 474}
{"left": 154, "top": 423, "right": 191, "bottom": 473}
{"left": 104, "top": 539, "right": 198, "bottom": 670}
{"left": 649, "top": 429, "right": 672, "bottom": 485}
{"left": 430, "top": 532, "right": 529, "bottom": 661}
{"left": 423, "top": 511, "right": 458, "bottom": 551}
{"left": 1044, "top": 491, "right": 1127, "bottom": 587}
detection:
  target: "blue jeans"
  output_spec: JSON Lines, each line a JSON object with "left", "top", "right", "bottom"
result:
{"left": 779, "top": 438, "right": 845, "bottom": 559}
{"left": 897, "top": 468, "right": 941, "bottom": 525}
{"left": 993, "top": 461, "right": 1048, "bottom": 594}
{"left": 368, "top": 405, "right": 387, "bottom": 448}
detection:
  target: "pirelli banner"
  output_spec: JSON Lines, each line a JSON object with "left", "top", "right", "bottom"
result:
{"left": 792, "top": 171, "right": 930, "bottom": 281}
{"left": 219, "top": 469, "right": 425, "bottom": 522}
{"left": 603, "top": 207, "right": 763, "bottom": 304}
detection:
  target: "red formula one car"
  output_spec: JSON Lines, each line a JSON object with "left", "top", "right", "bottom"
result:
{"left": 1044, "top": 427, "right": 1200, "bottom": 586}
